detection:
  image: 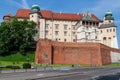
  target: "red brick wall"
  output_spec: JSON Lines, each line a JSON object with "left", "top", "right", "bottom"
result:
{"left": 35, "top": 39, "right": 52, "bottom": 64}
{"left": 35, "top": 39, "right": 120, "bottom": 66}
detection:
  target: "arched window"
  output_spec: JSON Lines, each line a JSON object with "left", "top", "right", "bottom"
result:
{"left": 82, "top": 21, "right": 85, "bottom": 25}
{"left": 103, "top": 37, "right": 106, "bottom": 44}
{"left": 113, "top": 29, "right": 116, "bottom": 32}
{"left": 103, "top": 37, "right": 106, "bottom": 40}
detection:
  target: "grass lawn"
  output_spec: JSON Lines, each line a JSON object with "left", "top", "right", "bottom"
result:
{"left": 0, "top": 52, "right": 35, "bottom": 66}
{"left": 105, "top": 63, "right": 120, "bottom": 67}
{"left": 1, "top": 53, "right": 120, "bottom": 68}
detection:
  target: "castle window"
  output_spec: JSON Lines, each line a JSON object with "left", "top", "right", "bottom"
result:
{"left": 73, "top": 39, "right": 76, "bottom": 42}
{"left": 64, "top": 24, "right": 68, "bottom": 30}
{"left": 103, "top": 37, "right": 106, "bottom": 40}
{"left": 95, "top": 36, "right": 97, "bottom": 39}
{"left": 86, "top": 21, "right": 88, "bottom": 25}
{"left": 82, "top": 21, "right": 85, "bottom": 25}
{"left": 86, "top": 35, "right": 88, "bottom": 40}
{"left": 64, "top": 31, "right": 67, "bottom": 36}
{"left": 93, "top": 22, "right": 95, "bottom": 26}
{"left": 72, "top": 32, "right": 75, "bottom": 36}
{"left": 113, "top": 29, "right": 115, "bottom": 32}
{"left": 107, "top": 29, "right": 109, "bottom": 32}
{"left": 56, "top": 38, "right": 58, "bottom": 41}
{"left": 110, "top": 29, "right": 112, "bottom": 32}
{"left": 96, "top": 22, "right": 99, "bottom": 26}
{"left": 95, "top": 29, "right": 96, "bottom": 33}
{"left": 101, "top": 30, "right": 102, "bottom": 33}
{"left": 55, "top": 24, "right": 59, "bottom": 30}
{"left": 45, "top": 24, "right": 49, "bottom": 29}
{"left": 90, "top": 22, "right": 92, "bottom": 25}
{"left": 72, "top": 25, "right": 75, "bottom": 30}
{"left": 109, "top": 20, "right": 111, "bottom": 23}
{"left": 86, "top": 27, "right": 89, "bottom": 30}
{"left": 109, "top": 37, "right": 111, "bottom": 39}
{"left": 55, "top": 31, "right": 59, "bottom": 36}
{"left": 31, "top": 15, "right": 34, "bottom": 17}
{"left": 45, "top": 30, "right": 48, "bottom": 36}
{"left": 103, "top": 37, "right": 106, "bottom": 44}
{"left": 64, "top": 39, "right": 67, "bottom": 42}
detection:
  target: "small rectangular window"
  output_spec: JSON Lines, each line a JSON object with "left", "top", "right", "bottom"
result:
{"left": 72, "top": 32, "right": 75, "bottom": 36}
{"left": 45, "top": 24, "right": 49, "bottom": 29}
{"left": 72, "top": 25, "right": 75, "bottom": 30}
{"left": 110, "top": 29, "right": 112, "bottom": 32}
{"left": 64, "top": 24, "right": 68, "bottom": 30}
{"left": 113, "top": 29, "right": 115, "bottom": 32}
{"left": 64, "top": 39, "right": 67, "bottom": 42}
{"left": 73, "top": 39, "right": 76, "bottom": 42}
{"left": 55, "top": 24, "right": 59, "bottom": 30}
{"left": 45, "top": 30, "right": 48, "bottom": 36}
{"left": 55, "top": 31, "right": 59, "bottom": 36}
{"left": 101, "top": 30, "right": 102, "bottom": 33}
{"left": 64, "top": 31, "right": 67, "bottom": 36}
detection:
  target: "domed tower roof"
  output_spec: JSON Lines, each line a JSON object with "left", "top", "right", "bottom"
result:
{"left": 31, "top": 4, "right": 40, "bottom": 13}
{"left": 105, "top": 11, "right": 114, "bottom": 20}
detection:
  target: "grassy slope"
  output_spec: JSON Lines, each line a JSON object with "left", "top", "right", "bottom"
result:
{"left": 0, "top": 53, "right": 35, "bottom": 62}
{"left": 0, "top": 53, "right": 35, "bottom": 66}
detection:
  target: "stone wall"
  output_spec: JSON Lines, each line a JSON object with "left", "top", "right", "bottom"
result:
{"left": 35, "top": 39, "right": 120, "bottom": 66}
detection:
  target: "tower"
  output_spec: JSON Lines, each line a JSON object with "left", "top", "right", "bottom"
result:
{"left": 29, "top": 5, "right": 41, "bottom": 41}
{"left": 100, "top": 11, "right": 119, "bottom": 63}
{"left": 100, "top": 11, "right": 118, "bottom": 48}
{"left": 103, "top": 11, "right": 114, "bottom": 24}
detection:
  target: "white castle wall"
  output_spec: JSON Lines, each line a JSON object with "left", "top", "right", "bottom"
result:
{"left": 110, "top": 36, "right": 120, "bottom": 63}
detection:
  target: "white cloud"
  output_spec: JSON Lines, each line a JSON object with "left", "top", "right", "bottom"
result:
{"left": 5, "top": 0, "right": 29, "bottom": 9}
{"left": 21, "top": 0, "right": 30, "bottom": 9}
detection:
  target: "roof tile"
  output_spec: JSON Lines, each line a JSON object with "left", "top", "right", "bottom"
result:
{"left": 15, "top": 9, "right": 101, "bottom": 21}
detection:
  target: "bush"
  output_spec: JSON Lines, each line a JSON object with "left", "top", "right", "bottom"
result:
{"left": 6, "top": 65, "right": 21, "bottom": 69}
{"left": 23, "top": 63, "right": 31, "bottom": 69}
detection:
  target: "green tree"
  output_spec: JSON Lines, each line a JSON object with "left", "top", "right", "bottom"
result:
{"left": 0, "top": 18, "right": 37, "bottom": 55}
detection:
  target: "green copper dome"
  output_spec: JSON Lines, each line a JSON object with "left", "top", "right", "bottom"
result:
{"left": 31, "top": 4, "right": 40, "bottom": 13}
{"left": 105, "top": 11, "right": 112, "bottom": 16}
{"left": 105, "top": 11, "right": 114, "bottom": 20}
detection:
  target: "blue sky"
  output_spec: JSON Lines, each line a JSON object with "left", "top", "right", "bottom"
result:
{"left": 0, "top": 0, "right": 120, "bottom": 47}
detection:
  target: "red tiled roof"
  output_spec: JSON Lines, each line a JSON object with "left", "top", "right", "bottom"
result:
{"left": 53, "top": 13, "right": 83, "bottom": 21}
{"left": 40, "top": 10, "right": 53, "bottom": 19}
{"left": 16, "top": 9, "right": 31, "bottom": 19}
{"left": 5, "top": 14, "right": 13, "bottom": 17}
{"left": 91, "top": 14, "right": 101, "bottom": 21}
{"left": 15, "top": 9, "right": 101, "bottom": 21}
{"left": 3, "top": 14, "right": 14, "bottom": 19}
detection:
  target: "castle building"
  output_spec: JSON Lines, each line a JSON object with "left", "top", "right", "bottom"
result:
{"left": 3, "top": 5, "right": 120, "bottom": 63}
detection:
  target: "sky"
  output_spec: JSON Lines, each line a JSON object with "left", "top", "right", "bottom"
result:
{"left": 0, "top": 0, "right": 120, "bottom": 47}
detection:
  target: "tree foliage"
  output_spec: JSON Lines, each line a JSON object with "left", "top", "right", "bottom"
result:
{"left": 0, "top": 18, "right": 37, "bottom": 55}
